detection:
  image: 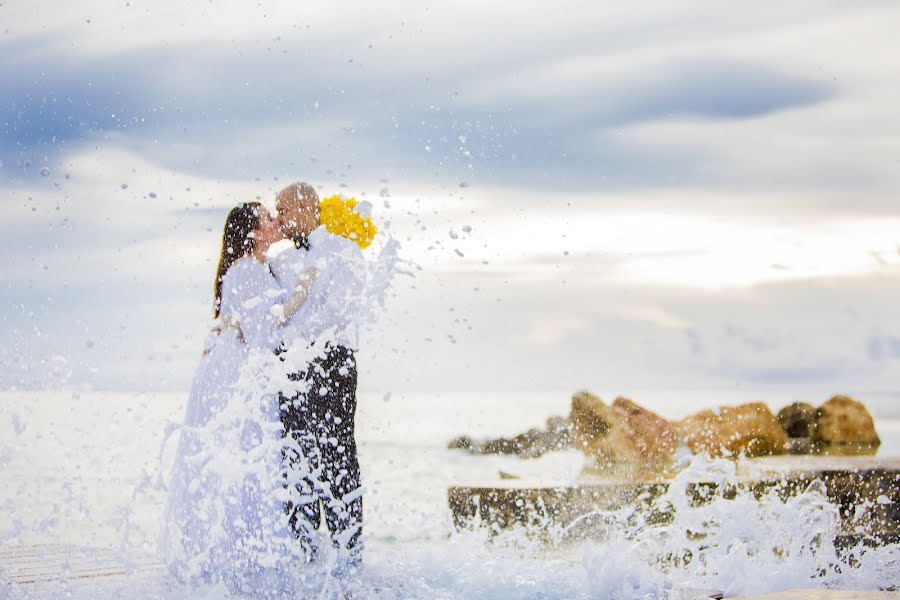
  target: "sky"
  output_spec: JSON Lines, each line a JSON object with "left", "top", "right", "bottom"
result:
{"left": 1, "top": 0, "right": 899, "bottom": 402}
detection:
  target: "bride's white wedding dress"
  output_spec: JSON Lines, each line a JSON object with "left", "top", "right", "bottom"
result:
{"left": 160, "top": 256, "right": 303, "bottom": 590}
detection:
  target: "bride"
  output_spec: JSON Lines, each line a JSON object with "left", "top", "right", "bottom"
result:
{"left": 160, "top": 202, "right": 316, "bottom": 590}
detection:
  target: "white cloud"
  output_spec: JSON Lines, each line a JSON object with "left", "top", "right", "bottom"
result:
{"left": 602, "top": 305, "right": 692, "bottom": 330}
{"left": 525, "top": 313, "right": 590, "bottom": 346}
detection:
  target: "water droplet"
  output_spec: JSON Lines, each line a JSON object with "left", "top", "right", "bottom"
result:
{"left": 121, "top": 183, "right": 128, "bottom": 189}
{"left": 148, "top": 192, "right": 157, "bottom": 198}
{"left": 424, "top": 145, "right": 432, "bottom": 153}
{"left": 39, "top": 167, "right": 50, "bottom": 177}
{"left": 458, "top": 181, "right": 470, "bottom": 188}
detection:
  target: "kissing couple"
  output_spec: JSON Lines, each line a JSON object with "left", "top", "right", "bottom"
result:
{"left": 161, "top": 182, "right": 376, "bottom": 590}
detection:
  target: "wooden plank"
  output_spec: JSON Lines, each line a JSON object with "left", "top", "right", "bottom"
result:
{"left": 1, "top": 545, "right": 165, "bottom": 586}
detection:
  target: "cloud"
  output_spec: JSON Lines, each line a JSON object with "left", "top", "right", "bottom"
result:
{"left": 467, "top": 56, "right": 831, "bottom": 125}
{"left": 525, "top": 313, "right": 590, "bottom": 346}
{"left": 3, "top": 0, "right": 900, "bottom": 395}
{"left": 866, "top": 336, "right": 900, "bottom": 362}
{"left": 3, "top": 1, "right": 896, "bottom": 201}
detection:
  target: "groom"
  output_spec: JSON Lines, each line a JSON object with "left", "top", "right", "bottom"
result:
{"left": 268, "top": 182, "right": 366, "bottom": 566}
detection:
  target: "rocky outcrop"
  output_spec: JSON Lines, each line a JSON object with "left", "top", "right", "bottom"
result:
{"left": 570, "top": 392, "right": 678, "bottom": 475}
{"left": 675, "top": 402, "right": 788, "bottom": 458}
{"left": 570, "top": 394, "right": 786, "bottom": 472}
{"left": 813, "top": 395, "right": 881, "bottom": 446}
{"left": 448, "top": 392, "right": 882, "bottom": 474}
{"left": 448, "top": 415, "right": 571, "bottom": 459}
{"left": 777, "top": 402, "right": 817, "bottom": 438}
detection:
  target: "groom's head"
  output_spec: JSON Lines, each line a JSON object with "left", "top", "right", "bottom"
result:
{"left": 276, "top": 182, "right": 320, "bottom": 241}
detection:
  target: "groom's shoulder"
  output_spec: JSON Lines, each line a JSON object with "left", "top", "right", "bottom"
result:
{"left": 312, "top": 229, "right": 364, "bottom": 259}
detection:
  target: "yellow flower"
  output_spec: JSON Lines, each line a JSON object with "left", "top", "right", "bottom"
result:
{"left": 319, "top": 195, "right": 377, "bottom": 249}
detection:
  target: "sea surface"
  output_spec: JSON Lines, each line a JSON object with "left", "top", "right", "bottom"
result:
{"left": 1, "top": 388, "right": 898, "bottom": 598}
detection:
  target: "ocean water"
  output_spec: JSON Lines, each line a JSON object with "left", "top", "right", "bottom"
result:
{"left": 1, "top": 388, "right": 898, "bottom": 598}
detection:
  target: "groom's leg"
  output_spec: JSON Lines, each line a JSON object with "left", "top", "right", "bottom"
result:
{"left": 320, "top": 346, "right": 363, "bottom": 559}
{"left": 279, "top": 378, "right": 323, "bottom": 555}
{"left": 322, "top": 430, "right": 363, "bottom": 557}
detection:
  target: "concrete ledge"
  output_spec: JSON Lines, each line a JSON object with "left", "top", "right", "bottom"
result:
{"left": 449, "top": 456, "right": 900, "bottom": 542}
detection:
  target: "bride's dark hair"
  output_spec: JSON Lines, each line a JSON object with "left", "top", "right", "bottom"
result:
{"left": 213, "top": 202, "right": 262, "bottom": 318}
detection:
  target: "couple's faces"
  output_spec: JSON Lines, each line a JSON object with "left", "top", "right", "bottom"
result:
{"left": 252, "top": 209, "right": 284, "bottom": 250}
{"left": 277, "top": 199, "right": 319, "bottom": 239}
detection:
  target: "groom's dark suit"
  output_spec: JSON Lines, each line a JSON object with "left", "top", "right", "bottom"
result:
{"left": 279, "top": 343, "right": 362, "bottom": 559}
{"left": 269, "top": 233, "right": 365, "bottom": 565}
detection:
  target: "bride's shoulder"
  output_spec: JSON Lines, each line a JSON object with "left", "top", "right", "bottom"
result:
{"left": 224, "top": 256, "right": 269, "bottom": 283}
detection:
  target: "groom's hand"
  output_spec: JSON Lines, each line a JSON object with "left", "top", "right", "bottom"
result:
{"left": 293, "top": 267, "right": 318, "bottom": 294}
{"left": 299, "top": 266, "right": 318, "bottom": 284}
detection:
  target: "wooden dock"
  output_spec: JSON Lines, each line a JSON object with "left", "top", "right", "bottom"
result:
{"left": 0, "top": 544, "right": 164, "bottom": 587}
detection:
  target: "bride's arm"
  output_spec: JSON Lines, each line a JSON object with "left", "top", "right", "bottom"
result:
{"left": 277, "top": 267, "right": 317, "bottom": 323}
{"left": 223, "top": 260, "right": 318, "bottom": 350}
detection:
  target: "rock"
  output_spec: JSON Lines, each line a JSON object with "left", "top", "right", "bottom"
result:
{"left": 479, "top": 429, "right": 544, "bottom": 455}
{"left": 813, "top": 395, "right": 880, "bottom": 446}
{"left": 676, "top": 402, "right": 787, "bottom": 458}
{"left": 778, "top": 402, "right": 817, "bottom": 438}
{"left": 569, "top": 391, "right": 677, "bottom": 475}
{"left": 447, "top": 416, "right": 572, "bottom": 459}
{"left": 453, "top": 392, "right": 882, "bottom": 480}
{"left": 448, "top": 435, "right": 473, "bottom": 451}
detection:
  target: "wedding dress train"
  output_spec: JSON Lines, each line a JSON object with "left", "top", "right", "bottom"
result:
{"left": 160, "top": 256, "right": 305, "bottom": 590}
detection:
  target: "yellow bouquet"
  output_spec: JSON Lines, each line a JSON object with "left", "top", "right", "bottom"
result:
{"left": 319, "top": 194, "right": 377, "bottom": 250}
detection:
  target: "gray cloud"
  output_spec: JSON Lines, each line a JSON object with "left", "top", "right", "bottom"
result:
{"left": 0, "top": 6, "right": 872, "bottom": 201}
{"left": 866, "top": 336, "right": 900, "bottom": 362}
